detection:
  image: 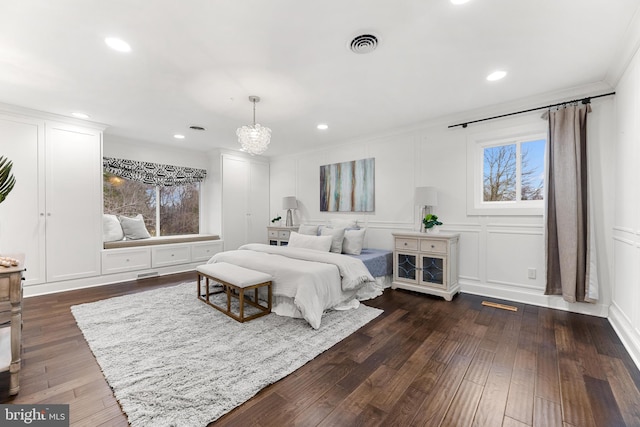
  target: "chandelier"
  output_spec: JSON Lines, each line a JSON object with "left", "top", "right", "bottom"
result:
{"left": 236, "top": 96, "right": 271, "bottom": 155}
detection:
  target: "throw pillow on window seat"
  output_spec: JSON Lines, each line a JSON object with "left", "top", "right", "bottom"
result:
{"left": 103, "top": 214, "right": 125, "bottom": 242}
{"left": 118, "top": 214, "right": 151, "bottom": 240}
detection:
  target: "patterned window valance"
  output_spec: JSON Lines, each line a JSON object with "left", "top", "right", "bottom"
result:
{"left": 103, "top": 157, "right": 207, "bottom": 186}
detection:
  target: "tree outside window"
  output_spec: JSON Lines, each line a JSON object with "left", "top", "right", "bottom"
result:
{"left": 482, "top": 138, "right": 545, "bottom": 204}
{"left": 103, "top": 172, "right": 199, "bottom": 236}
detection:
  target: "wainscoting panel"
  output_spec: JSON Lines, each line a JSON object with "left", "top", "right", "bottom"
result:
{"left": 486, "top": 226, "right": 545, "bottom": 291}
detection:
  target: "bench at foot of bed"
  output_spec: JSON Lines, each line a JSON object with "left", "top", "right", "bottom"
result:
{"left": 197, "top": 262, "right": 273, "bottom": 323}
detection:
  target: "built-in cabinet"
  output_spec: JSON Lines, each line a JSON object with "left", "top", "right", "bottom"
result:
{"left": 101, "top": 240, "right": 223, "bottom": 275}
{"left": 392, "top": 232, "right": 460, "bottom": 301}
{"left": 0, "top": 112, "right": 103, "bottom": 286}
{"left": 221, "top": 154, "right": 269, "bottom": 251}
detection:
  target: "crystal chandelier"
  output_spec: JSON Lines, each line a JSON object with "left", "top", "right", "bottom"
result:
{"left": 236, "top": 96, "right": 271, "bottom": 155}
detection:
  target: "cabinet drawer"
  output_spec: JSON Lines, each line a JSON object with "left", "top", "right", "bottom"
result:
{"left": 191, "top": 242, "right": 222, "bottom": 262}
{"left": 152, "top": 245, "right": 191, "bottom": 268}
{"left": 278, "top": 230, "right": 290, "bottom": 239}
{"left": 420, "top": 239, "right": 447, "bottom": 254}
{"left": 102, "top": 248, "right": 151, "bottom": 274}
{"left": 268, "top": 230, "right": 278, "bottom": 238}
{"left": 396, "top": 238, "right": 418, "bottom": 251}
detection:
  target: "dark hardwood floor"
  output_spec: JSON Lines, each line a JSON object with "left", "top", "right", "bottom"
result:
{"left": 2, "top": 272, "right": 639, "bottom": 426}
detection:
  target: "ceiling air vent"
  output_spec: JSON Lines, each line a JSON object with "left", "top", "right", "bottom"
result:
{"left": 189, "top": 125, "right": 206, "bottom": 131}
{"left": 349, "top": 34, "right": 378, "bottom": 54}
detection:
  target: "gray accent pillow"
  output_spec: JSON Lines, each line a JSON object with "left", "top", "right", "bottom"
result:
{"left": 118, "top": 214, "right": 151, "bottom": 240}
{"left": 320, "top": 227, "right": 346, "bottom": 254}
{"left": 342, "top": 228, "right": 366, "bottom": 255}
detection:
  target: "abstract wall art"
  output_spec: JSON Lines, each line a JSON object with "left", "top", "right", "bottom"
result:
{"left": 320, "top": 157, "right": 375, "bottom": 212}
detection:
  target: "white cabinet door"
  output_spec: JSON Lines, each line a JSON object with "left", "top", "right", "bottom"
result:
{"left": 247, "top": 161, "right": 269, "bottom": 245}
{"left": 222, "top": 155, "right": 249, "bottom": 251}
{"left": 222, "top": 155, "right": 269, "bottom": 251}
{"left": 0, "top": 114, "right": 46, "bottom": 286}
{"left": 45, "top": 122, "right": 102, "bottom": 282}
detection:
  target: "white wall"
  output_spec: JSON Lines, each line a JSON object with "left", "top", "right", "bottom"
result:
{"left": 270, "top": 93, "right": 616, "bottom": 318}
{"left": 609, "top": 44, "right": 640, "bottom": 367}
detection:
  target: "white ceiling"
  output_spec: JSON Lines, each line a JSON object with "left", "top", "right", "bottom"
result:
{"left": 1, "top": 0, "right": 639, "bottom": 157}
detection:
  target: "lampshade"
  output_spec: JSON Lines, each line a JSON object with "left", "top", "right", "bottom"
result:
{"left": 282, "top": 196, "right": 298, "bottom": 210}
{"left": 237, "top": 96, "right": 271, "bottom": 156}
{"left": 415, "top": 187, "right": 438, "bottom": 206}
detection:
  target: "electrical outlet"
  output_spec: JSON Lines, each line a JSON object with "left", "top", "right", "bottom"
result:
{"left": 528, "top": 268, "right": 536, "bottom": 279}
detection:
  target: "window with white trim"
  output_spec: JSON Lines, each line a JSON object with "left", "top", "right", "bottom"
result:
{"left": 467, "top": 125, "right": 547, "bottom": 215}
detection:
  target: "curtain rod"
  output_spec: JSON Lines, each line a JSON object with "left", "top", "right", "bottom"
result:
{"left": 448, "top": 91, "right": 616, "bottom": 129}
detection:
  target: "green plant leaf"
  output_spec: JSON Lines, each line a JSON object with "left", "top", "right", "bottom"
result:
{"left": 0, "top": 156, "right": 16, "bottom": 204}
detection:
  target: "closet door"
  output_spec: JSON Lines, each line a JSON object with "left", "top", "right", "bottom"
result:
{"left": 222, "top": 155, "right": 249, "bottom": 251}
{"left": 0, "top": 114, "right": 46, "bottom": 286}
{"left": 247, "top": 161, "right": 269, "bottom": 245}
{"left": 221, "top": 154, "right": 269, "bottom": 251}
{"left": 45, "top": 122, "right": 102, "bottom": 282}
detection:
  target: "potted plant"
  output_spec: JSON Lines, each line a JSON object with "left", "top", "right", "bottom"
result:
{"left": 271, "top": 215, "right": 282, "bottom": 226}
{"left": 0, "top": 156, "right": 16, "bottom": 204}
{"left": 422, "top": 213, "right": 442, "bottom": 233}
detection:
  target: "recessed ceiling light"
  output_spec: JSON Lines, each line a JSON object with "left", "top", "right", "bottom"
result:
{"left": 451, "top": 0, "right": 471, "bottom": 4}
{"left": 71, "top": 112, "right": 90, "bottom": 119}
{"left": 487, "top": 70, "right": 507, "bottom": 81}
{"left": 317, "top": 124, "right": 329, "bottom": 130}
{"left": 105, "top": 37, "right": 131, "bottom": 52}
{"left": 173, "top": 134, "right": 185, "bottom": 139}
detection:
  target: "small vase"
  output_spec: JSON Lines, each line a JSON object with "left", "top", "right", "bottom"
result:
{"left": 426, "top": 227, "right": 440, "bottom": 234}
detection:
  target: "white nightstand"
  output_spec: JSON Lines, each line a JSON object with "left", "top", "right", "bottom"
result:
{"left": 392, "top": 231, "right": 460, "bottom": 301}
{"left": 267, "top": 226, "right": 299, "bottom": 246}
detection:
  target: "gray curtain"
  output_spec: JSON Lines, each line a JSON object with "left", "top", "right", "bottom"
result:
{"left": 545, "top": 104, "right": 597, "bottom": 303}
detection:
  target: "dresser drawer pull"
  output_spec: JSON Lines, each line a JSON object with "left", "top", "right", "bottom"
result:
{"left": 431, "top": 244, "right": 435, "bottom": 248}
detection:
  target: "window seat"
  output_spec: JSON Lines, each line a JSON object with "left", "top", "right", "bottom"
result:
{"left": 104, "top": 234, "right": 220, "bottom": 250}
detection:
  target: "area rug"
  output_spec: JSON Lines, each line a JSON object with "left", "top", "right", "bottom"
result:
{"left": 71, "top": 282, "right": 383, "bottom": 426}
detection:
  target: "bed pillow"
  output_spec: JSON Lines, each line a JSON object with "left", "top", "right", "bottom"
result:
{"left": 298, "top": 224, "right": 319, "bottom": 236}
{"left": 320, "top": 227, "right": 346, "bottom": 254}
{"left": 118, "top": 214, "right": 151, "bottom": 240}
{"left": 342, "top": 228, "right": 366, "bottom": 255}
{"left": 287, "top": 232, "right": 332, "bottom": 252}
{"left": 329, "top": 218, "right": 358, "bottom": 229}
{"left": 103, "top": 214, "right": 124, "bottom": 242}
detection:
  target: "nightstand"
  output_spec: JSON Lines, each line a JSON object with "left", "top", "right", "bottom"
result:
{"left": 267, "top": 226, "right": 299, "bottom": 246}
{"left": 392, "top": 232, "right": 460, "bottom": 301}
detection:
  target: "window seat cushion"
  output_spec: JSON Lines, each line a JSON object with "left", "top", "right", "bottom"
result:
{"left": 104, "top": 234, "right": 220, "bottom": 249}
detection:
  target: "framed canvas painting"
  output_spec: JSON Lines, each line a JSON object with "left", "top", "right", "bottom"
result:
{"left": 320, "top": 157, "right": 374, "bottom": 212}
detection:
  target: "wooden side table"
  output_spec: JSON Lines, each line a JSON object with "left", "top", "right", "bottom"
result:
{"left": 0, "top": 254, "right": 25, "bottom": 395}
{"left": 267, "top": 226, "right": 299, "bottom": 246}
{"left": 392, "top": 232, "right": 460, "bottom": 301}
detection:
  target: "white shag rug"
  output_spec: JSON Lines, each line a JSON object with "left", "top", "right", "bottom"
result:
{"left": 71, "top": 282, "right": 383, "bottom": 427}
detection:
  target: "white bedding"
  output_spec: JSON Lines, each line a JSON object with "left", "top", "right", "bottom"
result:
{"left": 207, "top": 243, "right": 384, "bottom": 329}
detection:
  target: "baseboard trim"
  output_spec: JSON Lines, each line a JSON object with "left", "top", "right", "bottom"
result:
{"left": 460, "top": 279, "right": 609, "bottom": 318}
{"left": 608, "top": 303, "right": 640, "bottom": 371}
{"left": 23, "top": 263, "right": 199, "bottom": 298}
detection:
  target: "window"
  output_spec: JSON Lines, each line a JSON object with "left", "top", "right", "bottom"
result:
{"left": 102, "top": 157, "right": 206, "bottom": 236}
{"left": 103, "top": 172, "right": 201, "bottom": 236}
{"left": 467, "top": 124, "right": 547, "bottom": 215}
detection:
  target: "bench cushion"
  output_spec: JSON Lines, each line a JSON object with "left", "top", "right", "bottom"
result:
{"left": 104, "top": 234, "right": 219, "bottom": 249}
{"left": 197, "top": 262, "right": 272, "bottom": 288}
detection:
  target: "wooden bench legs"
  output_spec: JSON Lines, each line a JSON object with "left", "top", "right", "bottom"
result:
{"left": 197, "top": 272, "right": 272, "bottom": 322}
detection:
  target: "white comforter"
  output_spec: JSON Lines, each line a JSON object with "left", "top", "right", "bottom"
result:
{"left": 207, "top": 244, "right": 377, "bottom": 329}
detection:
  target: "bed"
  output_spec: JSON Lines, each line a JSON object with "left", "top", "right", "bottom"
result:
{"left": 207, "top": 243, "right": 392, "bottom": 329}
